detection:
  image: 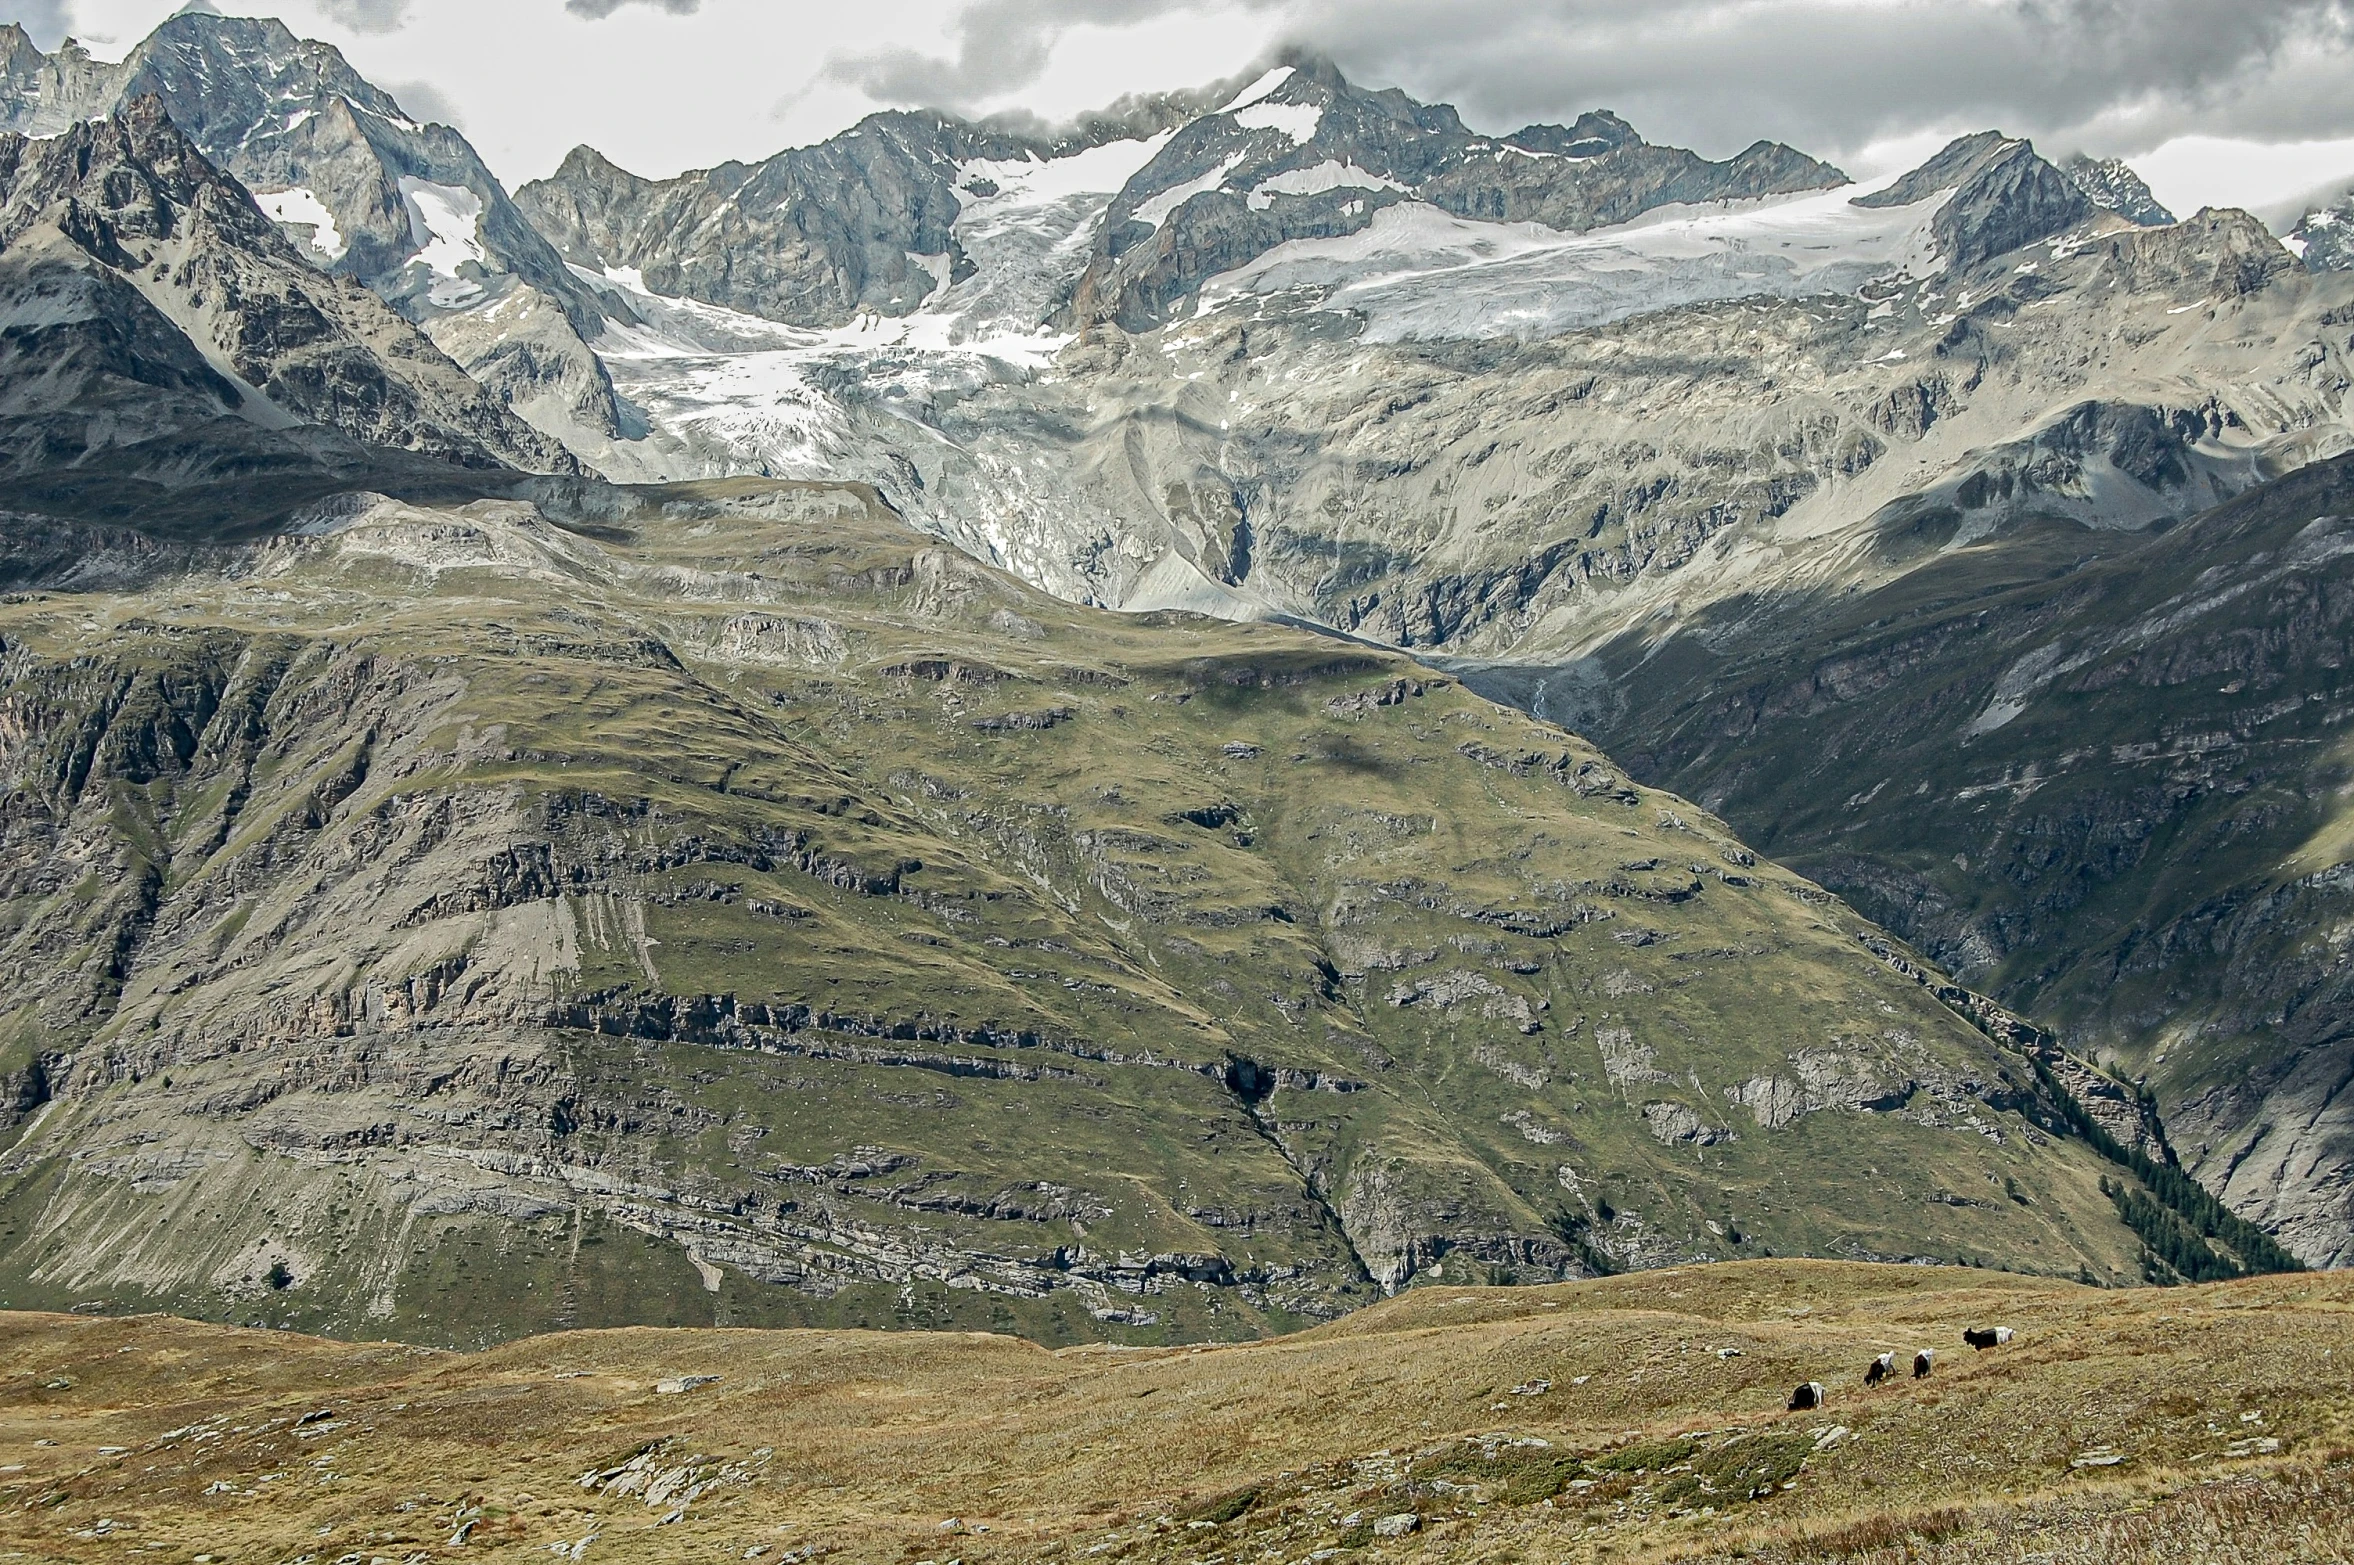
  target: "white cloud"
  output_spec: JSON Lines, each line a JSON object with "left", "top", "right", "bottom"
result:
{"left": 42, "top": 0, "right": 2354, "bottom": 222}
{"left": 2135, "top": 133, "right": 2354, "bottom": 222}
{"left": 8, "top": 0, "right": 74, "bottom": 47}
{"left": 317, "top": 0, "right": 406, "bottom": 31}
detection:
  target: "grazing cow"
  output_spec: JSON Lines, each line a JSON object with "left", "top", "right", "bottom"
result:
{"left": 1863, "top": 1352, "right": 1896, "bottom": 1386}
{"left": 1913, "top": 1349, "right": 1934, "bottom": 1378}
{"left": 1788, "top": 1381, "right": 1825, "bottom": 1411}
{"left": 1962, "top": 1326, "right": 2015, "bottom": 1350}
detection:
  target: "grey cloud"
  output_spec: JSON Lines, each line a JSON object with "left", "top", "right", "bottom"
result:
{"left": 828, "top": 0, "right": 1284, "bottom": 112}
{"left": 319, "top": 0, "right": 410, "bottom": 32}
{"left": 385, "top": 77, "right": 464, "bottom": 127}
{"left": 823, "top": 0, "right": 2354, "bottom": 167}
{"left": 1283, "top": 0, "right": 2354, "bottom": 162}
{"left": 564, "top": 0, "right": 701, "bottom": 16}
{"left": 7, "top": 0, "right": 71, "bottom": 48}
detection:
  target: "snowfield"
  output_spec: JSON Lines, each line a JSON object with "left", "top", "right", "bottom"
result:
{"left": 950, "top": 132, "right": 1171, "bottom": 329}
{"left": 252, "top": 185, "right": 346, "bottom": 261}
{"left": 1200, "top": 173, "right": 1953, "bottom": 341}
{"left": 398, "top": 177, "right": 487, "bottom": 307}
{"left": 1246, "top": 160, "right": 1407, "bottom": 211}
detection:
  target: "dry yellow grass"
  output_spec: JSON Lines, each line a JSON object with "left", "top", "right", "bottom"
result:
{"left": 2, "top": 1260, "right": 2350, "bottom": 1563}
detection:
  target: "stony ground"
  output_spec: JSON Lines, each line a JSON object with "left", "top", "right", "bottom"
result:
{"left": 1, "top": 1259, "right": 2348, "bottom": 1564}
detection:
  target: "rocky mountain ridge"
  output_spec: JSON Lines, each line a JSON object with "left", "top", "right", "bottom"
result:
{"left": 1569, "top": 447, "right": 2354, "bottom": 1269}
{"left": 0, "top": 16, "right": 632, "bottom": 456}
{"left": 513, "top": 54, "right": 1848, "bottom": 338}
{"left": 0, "top": 93, "right": 577, "bottom": 536}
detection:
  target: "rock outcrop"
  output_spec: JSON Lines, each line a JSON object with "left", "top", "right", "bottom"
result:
{"left": 0, "top": 14, "right": 626, "bottom": 452}
{"left": 0, "top": 97, "right": 576, "bottom": 509}
{"left": 2063, "top": 153, "right": 2177, "bottom": 227}
{"left": 1575, "top": 454, "right": 2354, "bottom": 1267}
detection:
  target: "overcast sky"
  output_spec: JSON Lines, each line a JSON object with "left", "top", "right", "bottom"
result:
{"left": 27, "top": 0, "right": 2354, "bottom": 220}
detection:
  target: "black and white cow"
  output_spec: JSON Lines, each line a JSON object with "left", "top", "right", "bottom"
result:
{"left": 1913, "top": 1349, "right": 1934, "bottom": 1378}
{"left": 1863, "top": 1352, "right": 1896, "bottom": 1386}
{"left": 1788, "top": 1380, "right": 1826, "bottom": 1411}
{"left": 1962, "top": 1326, "right": 2015, "bottom": 1350}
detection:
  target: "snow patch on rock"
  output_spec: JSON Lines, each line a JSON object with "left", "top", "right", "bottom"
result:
{"left": 398, "top": 177, "right": 487, "bottom": 306}
{"left": 1133, "top": 153, "right": 1249, "bottom": 229}
{"left": 1219, "top": 65, "right": 1295, "bottom": 114}
{"left": 1233, "top": 100, "right": 1322, "bottom": 146}
{"left": 1202, "top": 171, "right": 1945, "bottom": 342}
{"left": 253, "top": 185, "right": 346, "bottom": 261}
{"left": 1246, "top": 160, "right": 1405, "bottom": 211}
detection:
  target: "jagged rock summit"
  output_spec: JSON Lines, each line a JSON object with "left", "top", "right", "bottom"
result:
{"left": 0, "top": 14, "right": 631, "bottom": 452}
{"left": 0, "top": 92, "right": 576, "bottom": 527}
{"left": 2063, "top": 152, "right": 2178, "bottom": 227}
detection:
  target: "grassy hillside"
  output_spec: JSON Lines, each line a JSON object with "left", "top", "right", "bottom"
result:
{"left": 1580, "top": 453, "right": 2354, "bottom": 1267}
{"left": 0, "top": 478, "right": 2173, "bottom": 1344}
{"left": 0, "top": 1261, "right": 2348, "bottom": 1562}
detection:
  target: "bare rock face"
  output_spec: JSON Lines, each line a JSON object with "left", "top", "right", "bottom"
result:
{"left": 0, "top": 98, "right": 576, "bottom": 481}
{"left": 516, "top": 126, "right": 977, "bottom": 328}
{"left": 1070, "top": 57, "right": 1845, "bottom": 332}
{"left": 1851, "top": 132, "right": 2089, "bottom": 272}
{"left": 2064, "top": 154, "right": 2176, "bottom": 228}
{"left": 0, "top": 14, "right": 624, "bottom": 451}
{"left": 421, "top": 284, "right": 633, "bottom": 449}
{"left": 512, "top": 57, "right": 1841, "bottom": 339}
{"left": 2287, "top": 189, "right": 2354, "bottom": 273}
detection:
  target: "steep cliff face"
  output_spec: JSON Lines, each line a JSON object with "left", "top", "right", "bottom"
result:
{"left": 1066, "top": 60, "right": 1842, "bottom": 333}
{"left": 0, "top": 479, "right": 2147, "bottom": 1345}
{"left": 0, "top": 15, "right": 625, "bottom": 449}
{"left": 0, "top": 100, "right": 574, "bottom": 480}
{"left": 1562, "top": 454, "right": 2354, "bottom": 1267}
{"left": 0, "top": 98, "right": 577, "bottom": 509}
